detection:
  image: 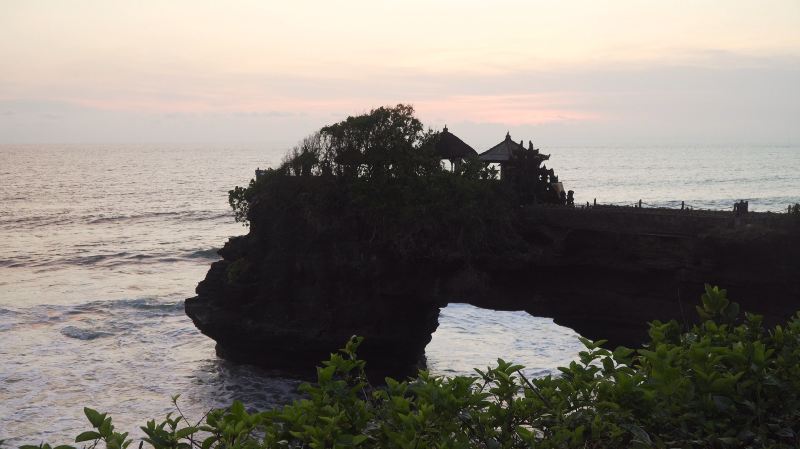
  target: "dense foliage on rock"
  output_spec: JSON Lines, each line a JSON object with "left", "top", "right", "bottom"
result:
{"left": 228, "top": 104, "right": 562, "bottom": 261}
{"left": 27, "top": 286, "right": 800, "bottom": 448}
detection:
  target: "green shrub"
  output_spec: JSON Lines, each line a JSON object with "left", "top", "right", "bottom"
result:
{"left": 22, "top": 285, "right": 800, "bottom": 448}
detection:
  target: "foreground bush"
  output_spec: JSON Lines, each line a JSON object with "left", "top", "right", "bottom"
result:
{"left": 17, "top": 286, "right": 800, "bottom": 448}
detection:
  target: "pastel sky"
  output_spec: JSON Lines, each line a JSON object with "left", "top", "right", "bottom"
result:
{"left": 1, "top": 0, "right": 799, "bottom": 147}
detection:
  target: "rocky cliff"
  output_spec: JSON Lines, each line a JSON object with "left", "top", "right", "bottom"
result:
{"left": 186, "top": 195, "right": 800, "bottom": 378}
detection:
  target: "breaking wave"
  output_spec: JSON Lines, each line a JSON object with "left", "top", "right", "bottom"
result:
{"left": 0, "top": 210, "right": 232, "bottom": 229}
{"left": 10, "top": 247, "right": 223, "bottom": 270}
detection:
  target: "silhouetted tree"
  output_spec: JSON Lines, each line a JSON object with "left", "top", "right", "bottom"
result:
{"left": 295, "top": 104, "right": 440, "bottom": 180}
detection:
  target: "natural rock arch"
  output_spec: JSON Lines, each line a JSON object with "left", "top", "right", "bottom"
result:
{"left": 186, "top": 207, "right": 800, "bottom": 379}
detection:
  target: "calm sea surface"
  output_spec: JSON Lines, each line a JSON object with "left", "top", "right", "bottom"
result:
{"left": 1, "top": 144, "right": 798, "bottom": 443}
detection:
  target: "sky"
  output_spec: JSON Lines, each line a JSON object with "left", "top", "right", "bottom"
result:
{"left": 1, "top": 0, "right": 799, "bottom": 147}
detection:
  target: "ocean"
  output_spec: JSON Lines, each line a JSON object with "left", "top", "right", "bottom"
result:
{"left": 1, "top": 144, "right": 798, "bottom": 444}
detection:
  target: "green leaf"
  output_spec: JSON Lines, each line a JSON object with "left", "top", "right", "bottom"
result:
{"left": 75, "top": 431, "right": 102, "bottom": 443}
{"left": 317, "top": 365, "right": 336, "bottom": 383}
{"left": 602, "top": 357, "right": 615, "bottom": 373}
{"left": 201, "top": 436, "right": 217, "bottom": 449}
{"left": 230, "top": 400, "right": 245, "bottom": 417}
{"left": 578, "top": 337, "right": 596, "bottom": 349}
{"left": 99, "top": 417, "right": 112, "bottom": 436}
{"left": 83, "top": 408, "right": 104, "bottom": 428}
{"left": 176, "top": 427, "right": 199, "bottom": 439}
{"left": 612, "top": 346, "right": 634, "bottom": 361}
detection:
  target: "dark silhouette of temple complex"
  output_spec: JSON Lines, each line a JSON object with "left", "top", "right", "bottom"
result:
{"left": 436, "top": 128, "right": 566, "bottom": 204}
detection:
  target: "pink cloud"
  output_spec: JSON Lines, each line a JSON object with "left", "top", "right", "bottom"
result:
{"left": 415, "top": 93, "right": 601, "bottom": 126}
{"left": 49, "top": 83, "right": 601, "bottom": 128}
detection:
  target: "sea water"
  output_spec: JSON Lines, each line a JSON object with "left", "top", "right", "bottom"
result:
{"left": 1, "top": 144, "right": 798, "bottom": 443}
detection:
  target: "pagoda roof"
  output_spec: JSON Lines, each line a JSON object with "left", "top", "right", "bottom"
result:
{"left": 478, "top": 132, "right": 526, "bottom": 163}
{"left": 434, "top": 126, "right": 478, "bottom": 160}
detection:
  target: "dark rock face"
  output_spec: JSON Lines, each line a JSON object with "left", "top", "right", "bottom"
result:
{"left": 497, "top": 208, "right": 800, "bottom": 346}
{"left": 186, "top": 206, "right": 800, "bottom": 378}
{"left": 186, "top": 233, "right": 448, "bottom": 378}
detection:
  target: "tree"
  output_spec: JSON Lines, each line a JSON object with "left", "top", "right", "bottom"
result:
{"left": 321, "top": 104, "right": 438, "bottom": 179}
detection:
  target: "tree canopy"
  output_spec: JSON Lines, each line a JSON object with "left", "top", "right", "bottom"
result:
{"left": 275, "top": 104, "right": 440, "bottom": 180}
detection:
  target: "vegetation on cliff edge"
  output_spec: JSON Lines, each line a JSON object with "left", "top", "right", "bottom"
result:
{"left": 19, "top": 286, "right": 800, "bottom": 448}
{"left": 227, "top": 105, "right": 563, "bottom": 264}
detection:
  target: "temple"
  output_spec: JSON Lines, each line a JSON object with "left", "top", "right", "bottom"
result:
{"left": 478, "top": 131, "right": 549, "bottom": 180}
{"left": 434, "top": 126, "right": 478, "bottom": 171}
{"left": 434, "top": 127, "right": 566, "bottom": 205}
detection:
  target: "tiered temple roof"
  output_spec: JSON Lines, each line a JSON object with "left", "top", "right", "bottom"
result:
{"left": 478, "top": 132, "right": 525, "bottom": 162}
{"left": 479, "top": 132, "right": 550, "bottom": 164}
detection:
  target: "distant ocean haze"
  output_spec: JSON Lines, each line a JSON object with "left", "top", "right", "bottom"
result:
{"left": 0, "top": 143, "right": 798, "bottom": 444}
